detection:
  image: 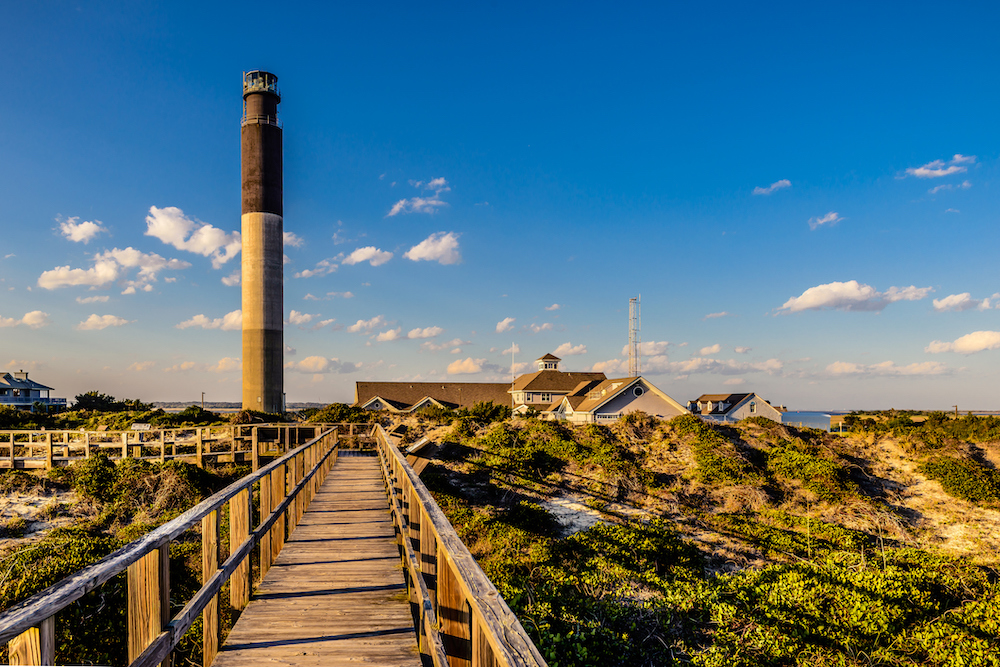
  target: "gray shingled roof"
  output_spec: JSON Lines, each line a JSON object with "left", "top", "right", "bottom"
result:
{"left": 354, "top": 382, "right": 512, "bottom": 410}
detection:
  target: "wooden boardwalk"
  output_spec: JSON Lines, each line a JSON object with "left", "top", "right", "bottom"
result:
{"left": 212, "top": 454, "right": 420, "bottom": 667}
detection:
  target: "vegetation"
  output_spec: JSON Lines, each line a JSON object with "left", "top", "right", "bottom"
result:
{"left": 301, "top": 402, "right": 372, "bottom": 423}
{"left": 72, "top": 390, "right": 152, "bottom": 412}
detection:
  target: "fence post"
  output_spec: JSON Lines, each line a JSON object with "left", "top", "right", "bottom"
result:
{"left": 438, "top": 554, "right": 472, "bottom": 666}
{"left": 45, "top": 433, "right": 53, "bottom": 469}
{"left": 127, "top": 545, "right": 170, "bottom": 664}
{"left": 159, "top": 430, "right": 166, "bottom": 463}
{"left": 252, "top": 427, "right": 259, "bottom": 471}
{"left": 196, "top": 428, "right": 204, "bottom": 468}
{"left": 121, "top": 432, "right": 128, "bottom": 460}
{"left": 230, "top": 488, "right": 250, "bottom": 611}
{"left": 271, "top": 464, "right": 285, "bottom": 561}
{"left": 202, "top": 509, "right": 220, "bottom": 667}
{"left": 7, "top": 616, "right": 55, "bottom": 666}
{"left": 260, "top": 470, "right": 273, "bottom": 578}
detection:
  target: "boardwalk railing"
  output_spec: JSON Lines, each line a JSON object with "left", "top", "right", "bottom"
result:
{"left": 0, "top": 426, "right": 343, "bottom": 666}
{"left": 375, "top": 424, "right": 547, "bottom": 667}
{"left": 0, "top": 422, "right": 372, "bottom": 470}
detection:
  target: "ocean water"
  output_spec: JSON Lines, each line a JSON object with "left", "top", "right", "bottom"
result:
{"left": 780, "top": 411, "right": 833, "bottom": 431}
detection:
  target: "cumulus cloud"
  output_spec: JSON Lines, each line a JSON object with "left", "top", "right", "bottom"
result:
{"left": 164, "top": 361, "right": 198, "bottom": 373}
{"left": 699, "top": 344, "right": 721, "bottom": 356}
{"left": 342, "top": 247, "right": 393, "bottom": 267}
{"left": 78, "top": 314, "right": 131, "bottom": 330}
{"left": 347, "top": 315, "right": 388, "bottom": 333}
{"left": 375, "top": 327, "right": 403, "bottom": 342}
{"left": 619, "top": 341, "right": 672, "bottom": 357}
{"left": 422, "top": 337, "right": 467, "bottom": 352}
{"left": 925, "top": 331, "right": 1000, "bottom": 355}
{"left": 528, "top": 323, "right": 553, "bottom": 333}
{"left": 59, "top": 217, "right": 107, "bottom": 243}
{"left": 704, "top": 312, "right": 730, "bottom": 319}
{"left": 222, "top": 271, "right": 241, "bottom": 286}
{"left": 285, "top": 357, "right": 362, "bottom": 374}
{"left": 905, "top": 154, "right": 976, "bottom": 179}
{"left": 209, "top": 357, "right": 241, "bottom": 373}
{"left": 287, "top": 311, "right": 318, "bottom": 326}
{"left": 387, "top": 177, "right": 450, "bottom": 216}
{"left": 128, "top": 361, "right": 156, "bottom": 372}
{"left": 177, "top": 310, "right": 242, "bottom": 330}
{"left": 502, "top": 343, "right": 521, "bottom": 355}
{"left": 594, "top": 355, "right": 784, "bottom": 377}
{"left": 553, "top": 342, "right": 587, "bottom": 356}
{"left": 752, "top": 179, "right": 791, "bottom": 195}
{"left": 724, "top": 378, "right": 745, "bottom": 386}
{"left": 145, "top": 206, "right": 240, "bottom": 268}
{"left": 545, "top": 304, "right": 561, "bottom": 311}
{"left": 779, "top": 280, "right": 932, "bottom": 313}
{"left": 294, "top": 259, "right": 337, "bottom": 278}
{"left": 76, "top": 295, "right": 109, "bottom": 304}
{"left": 929, "top": 180, "right": 972, "bottom": 195}
{"left": 404, "top": 232, "right": 461, "bottom": 265}
{"left": 0, "top": 311, "right": 50, "bottom": 329}
{"left": 496, "top": 317, "right": 516, "bottom": 333}
{"left": 932, "top": 293, "right": 991, "bottom": 312}
{"left": 408, "top": 326, "right": 443, "bottom": 339}
{"left": 808, "top": 211, "right": 843, "bottom": 231}
{"left": 827, "top": 360, "right": 948, "bottom": 376}
{"left": 734, "top": 346, "right": 752, "bottom": 354}
{"left": 447, "top": 357, "right": 484, "bottom": 374}
{"left": 38, "top": 258, "right": 120, "bottom": 289}
{"left": 39, "top": 247, "right": 190, "bottom": 291}
{"left": 283, "top": 231, "right": 304, "bottom": 248}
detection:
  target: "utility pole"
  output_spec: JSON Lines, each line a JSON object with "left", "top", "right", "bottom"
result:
{"left": 201, "top": 392, "right": 205, "bottom": 410}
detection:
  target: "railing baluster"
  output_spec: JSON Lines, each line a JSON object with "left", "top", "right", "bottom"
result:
{"left": 201, "top": 509, "right": 220, "bottom": 667}
{"left": 127, "top": 545, "right": 169, "bottom": 664}
{"left": 229, "top": 488, "right": 250, "bottom": 611}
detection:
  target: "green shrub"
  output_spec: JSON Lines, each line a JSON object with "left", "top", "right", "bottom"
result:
{"left": 920, "top": 456, "right": 1000, "bottom": 503}
{"left": 767, "top": 443, "right": 858, "bottom": 502}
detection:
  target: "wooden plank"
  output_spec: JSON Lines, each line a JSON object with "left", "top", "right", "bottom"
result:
{"left": 438, "top": 555, "right": 471, "bottom": 667}
{"left": 7, "top": 616, "right": 54, "bottom": 666}
{"left": 202, "top": 510, "right": 220, "bottom": 667}
{"left": 270, "top": 466, "right": 285, "bottom": 562}
{"left": 259, "top": 475, "right": 272, "bottom": 578}
{"left": 229, "top": 488, "right": 250, "bottom": 611}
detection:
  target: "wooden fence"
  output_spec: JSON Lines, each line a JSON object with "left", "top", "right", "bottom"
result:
{"left": 0, "top": 426, "right": 341, "bottom": 666}
{"left": 0, "top": 422, "right": 373, "bottom": 470}
{"left": 375, "top": 424, "right": 547, "bottom": 667}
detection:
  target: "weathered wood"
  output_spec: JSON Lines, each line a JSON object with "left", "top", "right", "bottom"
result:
{"left": 7, "top": 616, "right": 54, "bottom": 666}
{"left": 229, "top": 488, "right": 250, "bottom": 611}
{"left": 202, "top": 510, "right": 220, "bottom": 667}
{"left": 128, "top": 547, "right": 168, "bottom": 663}
{"left": 45, "top": 433, "right": 52, "bottom": 469}
{"left": 421, "top": 504, "right": 438, "bottom": 609}
{"left": 438, "top": 556, "right": 471, "bottom": 667}
{"left": 259, "top": 475, "right": 272, "bottom": 578}
{"left": 270, "top": 466, "right": 285, "bottom": 561}
{"left": 196, "top": 428, "right": 203, "bottom": 467}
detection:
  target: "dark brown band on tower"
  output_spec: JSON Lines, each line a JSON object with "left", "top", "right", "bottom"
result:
{"left": 241, "top": 122, "right": 283, "bottom": 216}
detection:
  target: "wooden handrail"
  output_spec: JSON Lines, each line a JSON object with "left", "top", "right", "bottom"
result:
{"left": 0, "top": 425, "right": 341, "bottom": 666}
{"left": 374, "top": 424, "right": 547, "bottom": 667}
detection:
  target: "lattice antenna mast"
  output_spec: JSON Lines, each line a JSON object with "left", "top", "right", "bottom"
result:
{"left": 628, "top": 295, "right": 641, "bottom": 377}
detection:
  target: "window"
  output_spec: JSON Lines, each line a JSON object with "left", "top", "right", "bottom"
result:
{"left": 540, "top": 393, "right": 551, "bottom": 402}
{"left": 633, "top": 386, "right": 645, "bottom": 397}
{"left": 749, "top": 402, "right": 756, "bottom": 414}
{"left": 371, "top": 401, "right": 381, "bottom": 410}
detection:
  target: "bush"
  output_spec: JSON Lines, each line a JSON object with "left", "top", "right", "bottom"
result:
{"left": 767, "top": 442, "right": 858, "bottom": 503}
{"left": 302, "top": 403, "right": 370, "bottom": 424}
{"left": 920, "top": 456, "right": 1000, "bottom": 504}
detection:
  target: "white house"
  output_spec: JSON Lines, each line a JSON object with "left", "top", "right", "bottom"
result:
{"left": 687, "top": 393, "right": 783, "bottom": 423}
{"left": 0, "top": 371, "right": 67, "bottom": 410}
{"left": 549, "top": 375, "right": 689, "bottom": 423}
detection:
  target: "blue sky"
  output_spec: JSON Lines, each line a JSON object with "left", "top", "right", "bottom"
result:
{"left": 2, "top": 1, "right": 1000, "bottom": 409}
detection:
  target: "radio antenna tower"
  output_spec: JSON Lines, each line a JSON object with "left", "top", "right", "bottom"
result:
{"left": 628, "top": 295, "right": 641, "bottom": 377}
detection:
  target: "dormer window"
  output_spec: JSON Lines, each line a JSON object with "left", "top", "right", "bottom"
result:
{"left": 750, "top": 402, "right": 756, "bottom": 414}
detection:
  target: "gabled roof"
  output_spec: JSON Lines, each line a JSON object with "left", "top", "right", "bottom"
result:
{"left": 690, "top": 393, "right": 770, "bottom": 415}
{"left": 0, "top": 373, "right": 53, "bottom": 391}
{"left": 354, "top": 382, "right": 511, "bottom": 410}
{"left": 537, "top": 353, "right": 561, "bottom": 362}
{"left": 510, "top": 370, "right": 607, "bottom": 393}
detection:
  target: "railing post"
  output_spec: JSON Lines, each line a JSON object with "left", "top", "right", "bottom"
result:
{"left": 260, "top": 470, "right": 273, "bottom": 577}
{"left": 122, "top": 432, "right": 128, "bottom": 461}
{"left": 45, "top": 433, "right": 52, "bottom": 469}
{"left": 271, "top": 464, "right": 285, "bottom": 561}
{"left": 127, "top": 544, "right": 170, "bottom": 664}
{"left": 252, "top": 427, "right": 259, "bottom": 471}
{"left": 229, "top": 488, "right": 250, "bottom": 611}
{"left": 420, "top": 505, "right": 438, "bottom": 612}
{"left": 159, "top": 430, "right": 166, "bottom": 463}
{"left": 196, "top": 428, "right": 204, "bottom": 468}
{"left": 439, "top": 554, "right": 472, "bottom": 667}
{"left": 7, "top": 616, "right": 54, "bottom": 666}
{"left": 201, "top": 509, "right": 220, "bottom": 667}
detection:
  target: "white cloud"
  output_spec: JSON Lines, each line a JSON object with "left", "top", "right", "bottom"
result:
{"left": 222, "top": 271, "right": 241, "bottom": 286}
{"left": 164, "top": 361, "right": 198, "bottom": 373}
{"left": 905, "top": 155, "right": 975, "bottom": 179}
{"left": 926, "top": 331, "right": 1000, "bottom": 355}
{"left": 929, "top": 180, "right": 972, "bottom": 195}
{"left": 343, "top": 246, "right": 393, "bottom": 267}
{"left": 704, "top": 311, "right": 730, "bottom": 319}
{"left": 723, "top": 378, "right": 745, "bottom": 386}
{"left": 128, "top": 361, "right": 156, "bottom": 372}
{"left": 177, "top": 310, "right": 242, "bottom": 331}
{"left": 376, "top": 327, "right": 403, "bottom": 342}
{"left": 808, "top": 211, "right": 843, "bottom": 231}
{"left": 408, "top": 326, "right": 443, "bottom": 339}
{"left": 283, "top": 231, "right": 304, "bottom": 248}
{"left": 779, "top": 280, "right": 932, "bottom": 313}
{"left": 328, "top": 291, "right": 353, "bottom": 299}
{"left": 594, "top": 355, "right": 784, "bottom": 377}
{"left": 288, "top": 311, "right": 318, "bottom": 326}
{"left": 752, "top": 179, "right": 791, "bottom": 196}
{"left": 699, "top": 344, "right": 721, "bottom": 355}
{"left": 827, "top": 360, "right": 948, "bottom": 376}
{"left": 528, "top": 323, "right": 553, "bottom": 333}
{"left": 209, "top": 357, "right": 242, "bottom": 373}
{"left": 734, "top": 346, "right": 752, "bottom": 354}
{"left": 285, "top": 356, "right": 362, "bottom": 374}
{"left": 347, "top": 315, "right": 388, "bottom": 333}
{"left": 496, "top": 317, "right": 516, "bottom": 333}
{"left": 553, "top": 342, "right": 587, "bottom": 356}
{"left": 932, "top": 293, "right": 990, "bottom": 312}
{"left": 545, "top": 304, "right": 561, "bottom": 311}
{"left": 447, "top": 357, "right": 484, "bottom": 374}
{"left": 59, "top": 217, "right": 107, "bottom": 243}
{"left": 502, "top": 343, "right": 521, "bottom": 355}
{"left": 144, "top": 206, "right": 240, "bottom": 268}
{"left": 387, "top": 177, "right": 451, "bottom": 216}
{"left": 76, "top": 295, "right": 109, "bottom": 304}
{"left": 294, "top": 259, "right": 337, "bottom": 278}
{"left": 403, "top": 232, "right": 461, "bottom": 265}
{"left": 0, "top": 311, "right": 50, "bottom": 329}
{"left": 422, "top": 337, "right": 467, "bottom": 352}
{"left": 592, "top": 358, "right": 626, "bottom": 374}
{"left": 38, "top": 258, "right": 120, "bottom": 289}
{"left": 78, "top": 314, "right": 131, "bottom": 330}
{"left": 618, "top": 341, "right": 672, "bottom": 357}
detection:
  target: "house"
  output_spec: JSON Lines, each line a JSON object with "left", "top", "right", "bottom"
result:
{"left": 509, "top": 354, "right": 607, "bottom": 412}
{"left": 0, "top": 371, "right": 67, "bottom": 410}
{"left": 354, "top": 381, "right": 512, "bottom": 413}
{"left": 687, "top": 393, "right": 783, "bottom": 423}
{"left": 548, "top": 375, "right": 689, "bottom": 423}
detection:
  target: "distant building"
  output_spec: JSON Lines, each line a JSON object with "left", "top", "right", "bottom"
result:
{"left": 687, "top": 392, "right": 783, "bottom": 423}
{"left": 354, "top": 353, "right": 689, "bottom": 423}
{"left": 0, "top": 371, "right": 67, "bottom": 410}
